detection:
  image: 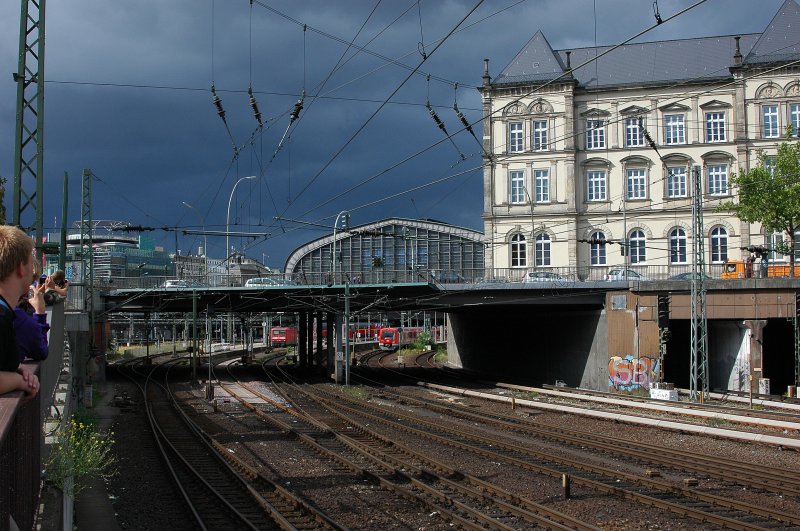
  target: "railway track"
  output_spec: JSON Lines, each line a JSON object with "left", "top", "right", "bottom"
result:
{"left": 213, "top": 361, "right": 601, "bottom": 530}
{"left": 354, "top": 379, "right": 800, "bottom": 497}
{"left": 297, "top": 378, "right": 800, "bottom": 529}
{"left": 124, "top": 356, "right": 341, "bottom": 530}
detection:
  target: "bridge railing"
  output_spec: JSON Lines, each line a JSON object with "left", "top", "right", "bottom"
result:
{"left": 101, "top": 263, "right": 746, "bottom": 290}
{"left": 1, "top": 302, "right": 66, "bottom": 531}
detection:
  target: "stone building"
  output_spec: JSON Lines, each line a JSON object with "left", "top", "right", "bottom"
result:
{"left": 480, "top": 0, "right": 800, "bottom": 280}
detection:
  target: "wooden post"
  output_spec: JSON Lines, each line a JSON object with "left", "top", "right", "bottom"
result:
{"left": 562, "top": 474, "right": 571, "bottom": 499}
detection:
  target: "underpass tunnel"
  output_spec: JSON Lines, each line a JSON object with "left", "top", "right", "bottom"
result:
{"left": 664, "top": 318, "right": 797, "bottom": 395}
{"left": 447, "top": 305, "right": 607, "bottom": 388}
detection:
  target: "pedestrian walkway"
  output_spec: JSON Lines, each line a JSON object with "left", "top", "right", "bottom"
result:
{"left": 74, "top": 381, "right": 120, "bottom": 530}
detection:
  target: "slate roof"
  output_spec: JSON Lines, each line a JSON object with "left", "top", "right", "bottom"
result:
{"left": 494, "top": 0, "right": 799, "bottom": 89}
{"left": 745, "top": 0, "right": 800, "bottom": 64}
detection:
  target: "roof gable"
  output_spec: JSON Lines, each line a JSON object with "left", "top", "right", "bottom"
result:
{"left": 745, "top": 0, "right": 800, "bottom": 64}
{"left": 495, "top": 30, "right": 568, "bottom": 84}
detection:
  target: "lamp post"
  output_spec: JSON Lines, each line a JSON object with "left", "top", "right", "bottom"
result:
{"left": 226, "top": 175, "right": 257, "bottom": 286}
{"left": 331, "top": 211, "right": 351, "bottom": 385}
{"left": 182, "top": 201, "right": 208, "bottom": 285}
{"left": 331, "top": 210, "right": 350, "bottom": 284}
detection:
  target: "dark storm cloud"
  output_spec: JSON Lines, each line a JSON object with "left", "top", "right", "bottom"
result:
{"left": 0, "top": 0, "right": 785, "bottom": 268}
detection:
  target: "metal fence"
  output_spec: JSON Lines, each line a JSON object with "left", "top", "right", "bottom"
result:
{"left": 89, "top": 262, "right": 764, "bottom": 290}
{"left": 0, "top": 302, "right": 65, "bottom": 531}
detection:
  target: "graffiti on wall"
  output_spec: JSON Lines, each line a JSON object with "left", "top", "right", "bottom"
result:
{"left": 608, "top": 355, "right": 659, "bottom": 391}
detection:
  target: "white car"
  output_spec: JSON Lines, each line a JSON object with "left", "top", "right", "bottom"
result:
{"left": 605, "top": 268, "right": 652, "bottom": 281}
{"left": 163, "top": 279, "right": 189, "bottom": 288}
{"left": 522, "top": 270, "right": 567, "bottom": 283}
{"left": 245, "top": 277, "right": 297, "bottom": 287}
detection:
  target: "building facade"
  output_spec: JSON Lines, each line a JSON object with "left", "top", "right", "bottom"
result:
{"left": 285, "top": 218, "right": 484, "bottom": 284}
{"left": 481, "top": 0, "right": 800, "bottom": 280}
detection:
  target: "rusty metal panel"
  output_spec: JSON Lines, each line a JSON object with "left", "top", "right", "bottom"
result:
{"left": 607, "top": 293, "right": 635, "bottom": 355}
{"left": 639, "top": 320, "right": 660, "bottom": 356}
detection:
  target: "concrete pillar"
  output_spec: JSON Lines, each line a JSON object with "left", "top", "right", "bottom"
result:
{"left": 298, "top": 311, "right": 308, "bottom": 368}
{"left": 326, "top": 312, "right": 335, "bottom": 374}
{"left": 306, "top": 311, "right": 314, "bottom": 368}
{"left": 315, "top": 311, "right": 324, "bottom": 369}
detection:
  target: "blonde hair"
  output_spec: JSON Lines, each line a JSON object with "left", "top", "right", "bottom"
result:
{"left": 0, "top": 225, "right": 34, "bottom": 282}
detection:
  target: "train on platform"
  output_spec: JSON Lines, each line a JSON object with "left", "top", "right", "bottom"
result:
{"left": 269, "top": 327, "right": 298, "bottom": 347}
{"left": 378, "top": 327, "right": 425, "bottom": 351}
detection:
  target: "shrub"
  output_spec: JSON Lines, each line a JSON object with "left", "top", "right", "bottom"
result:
{"left": 412, "top": 330, "right": 432, "bottom": 350}
{"left": 46, "top": 415, "right": 116, "bottom": 498}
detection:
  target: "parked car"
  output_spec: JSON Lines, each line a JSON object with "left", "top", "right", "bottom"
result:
{"left": 605, "top": 268, "right": 652, "bottom": 281}
{"left": 245, "top": 277, "right": 298, "bottom": 287}
{"left": 163, "top": 279, "right": 189, "bottom": 288}
{"left": 476, "top": 276, "right": 509, "bottom": 284}
{"left": 434, "top": 271, "right": 466, "bottom": 284}
{"left": 523, "top": 270, "right": 567, "bottom": 283}
{"left": 669, "top": 272, "right": 713, "bottom": 281}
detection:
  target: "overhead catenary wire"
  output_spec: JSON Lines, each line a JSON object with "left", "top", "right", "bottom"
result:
{"left": 272, "top": 0, "right": 487, "bottom": 226}
{"left": 425, "top": 76, "right": 466, "bottom": 161}
{"left": 294, "top": 0, "right": 713, "bottom": 225}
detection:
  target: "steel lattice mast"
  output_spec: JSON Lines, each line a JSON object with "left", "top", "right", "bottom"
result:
{"left": 690, "top": 164, "right": 709, "bottom": 401}
{"left": 81, "top": 169, "right": 94, "bottom": 353}
{"left": 12, "top": 0, "right": 46, "bottom": 254}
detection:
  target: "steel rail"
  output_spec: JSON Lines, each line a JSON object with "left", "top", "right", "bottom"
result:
{"left": 305, "top": 381, "right": 800, "bottom": 529}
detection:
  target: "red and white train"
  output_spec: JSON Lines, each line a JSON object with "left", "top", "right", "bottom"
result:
{"left": 378, "top": 327, "right": 425, "bottom": 351}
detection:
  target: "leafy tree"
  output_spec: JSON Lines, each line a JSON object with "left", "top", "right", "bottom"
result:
{"left": 719, "top": 131, "right": 800, "bottom": 274}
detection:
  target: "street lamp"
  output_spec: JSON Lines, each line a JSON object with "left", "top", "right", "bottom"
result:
{"left": 330, "top": 211, "right": 352, "bottom": 385}
{"left": 227, "top": 175, "right": 257, "bottom": 286}
{"left": 331, "top": 210, "right": 350, "bottom": 284}
{"left": 182, "top": 201, "right": 208, "bottom": 284}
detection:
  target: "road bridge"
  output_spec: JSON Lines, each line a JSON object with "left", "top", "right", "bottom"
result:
{"left": 101, "top": 278, "right": 800, "bottom": 395}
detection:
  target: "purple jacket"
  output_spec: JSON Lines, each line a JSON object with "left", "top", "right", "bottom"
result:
{"left": 13, "top": 308, "right": 49, "bottom": 363}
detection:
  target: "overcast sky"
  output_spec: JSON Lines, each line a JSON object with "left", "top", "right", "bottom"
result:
{"left": 0, "top": 0, "right": 787, "bottom": 270}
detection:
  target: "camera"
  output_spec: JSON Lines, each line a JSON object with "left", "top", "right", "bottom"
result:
{"left": 39, "top": 274, "right": 47, "bottom": 285}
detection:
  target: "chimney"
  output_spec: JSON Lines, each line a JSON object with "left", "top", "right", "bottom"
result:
{"left": 565, "top": 51, "right": 572, "bottom": 70}
{"left": 734, "top": 36, "right": 742, "bottom": 66}
{"left": 483, "top": 58, "right": 491, "bottom": 87}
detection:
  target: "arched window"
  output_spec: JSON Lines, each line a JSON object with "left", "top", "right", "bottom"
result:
{"left": 669, "top": 228, "right": 687, "bottom": 264}
{"left": 510, "top": 234, "right": 526, "bottom": 267}
{"left": 535, "top": 233, "right": 551, "bottom": 266}
{"left": 590, "top": 230, "right": 606, "bottom": 265}
{"left": 629, "top": 229, "right": 646, "bottom": 264}
{"left": 710, "top": 227, "right": 728, "bottom": 263}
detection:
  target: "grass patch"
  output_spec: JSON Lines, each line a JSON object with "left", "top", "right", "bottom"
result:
{"left": 341, "top": 386, "right": 368, "bottom": 400}
{"left": 706, "top": 416, "right": 726, "bottom": 428}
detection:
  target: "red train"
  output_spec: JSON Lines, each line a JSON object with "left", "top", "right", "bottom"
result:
{"left": 319, "top": 324, "right": 382, "bottom": 341}
{"left": 378, "top": 327, "right": 425, "bottom": 351}
{"left": 269, "top": 327, "right": 298, "bottom": 347}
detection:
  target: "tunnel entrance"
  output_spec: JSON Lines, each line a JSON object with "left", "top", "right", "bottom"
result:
{"left": 664, "top": 318, "right": 796, "bottom": 395}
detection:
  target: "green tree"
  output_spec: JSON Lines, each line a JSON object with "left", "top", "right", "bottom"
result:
{"left": 719, "top": 132, "right": 800, "bottom": 274}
